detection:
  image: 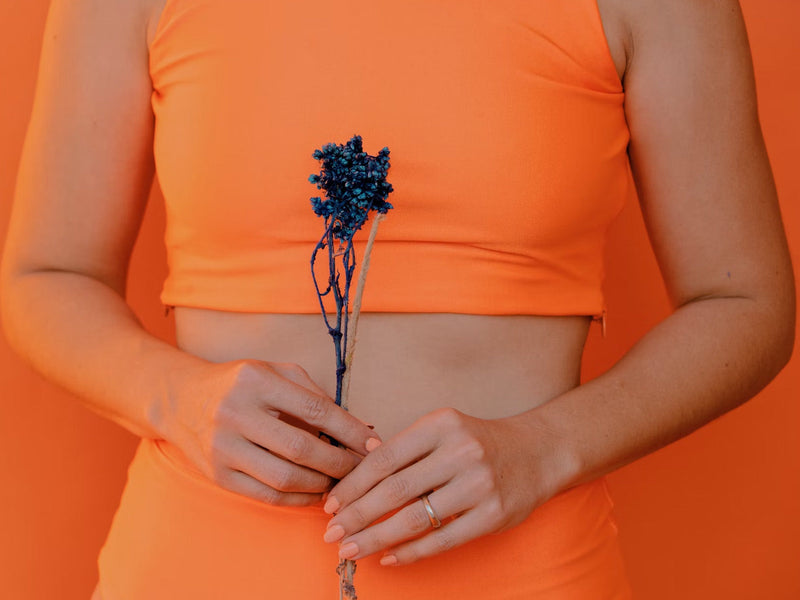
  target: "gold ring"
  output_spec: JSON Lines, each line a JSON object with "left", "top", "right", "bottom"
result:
{"left": 420, "top": 493, "right": 442, "bottom": 529}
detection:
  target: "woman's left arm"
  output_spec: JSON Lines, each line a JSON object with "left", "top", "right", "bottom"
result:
{"left": 324, "top": 0, "right": 795, "bottom": 565}
{"left": 538, "top": 0, "right": 796, "bottom": 486}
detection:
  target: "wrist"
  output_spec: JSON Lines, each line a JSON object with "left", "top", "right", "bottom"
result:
{"left": 144, "top": 345, "right": 212, "bottom": 442}
{"left": 506, "top": 405, "right": 585, "bottom": 499}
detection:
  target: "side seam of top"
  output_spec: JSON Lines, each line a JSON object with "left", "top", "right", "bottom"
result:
{"left": 586, "top": 0, "right": 625, "bottom": 92}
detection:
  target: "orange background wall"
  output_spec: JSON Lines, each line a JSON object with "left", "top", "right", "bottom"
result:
{"left": 1, "top": 2, "right": 797, "bottom": 598}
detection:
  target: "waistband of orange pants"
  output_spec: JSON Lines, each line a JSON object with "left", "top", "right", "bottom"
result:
{"left": 96, "top": 438, "right": 631, "bottom": 599}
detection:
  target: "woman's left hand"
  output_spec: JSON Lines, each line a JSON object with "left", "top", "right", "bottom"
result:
{"left": 321, "top": 407, "right": 570, "bottom": 566}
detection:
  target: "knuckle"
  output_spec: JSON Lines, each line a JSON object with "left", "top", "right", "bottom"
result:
{"left": 484, "top": 497, "right": 506, "bottom": 527}
{"left": 363, "top": 529, "right": 386, "bottom": 552}
{"left": 254, "top": 485, "right": 281, "bottom": 505}
{"left": 338, "top": 416, "right": 362, "bottom": 439}
{"left": 314, "top": 473, "right": 333, "bottom": 493}
{"left": 301, "top": 394, "right": 328, "bottom": 423}
{"left": 231, "top": 359, "right": 263, "bottom": 385}
{"left": 386, "top": 475, "right": 412, "bottom": 504}
{"left": 282, "top": 433, "right": 311, "bottom": 463}
{"left": 288, "top": 363, "right": 309, "bottom": 378}
{"left": 432, "top": 529, "right": 457, "bottom": 553}
{"left": 403, "top": 505, "right": 432, "bottom": 533}
{"left": 228, "top": 361, "right": 274, "bottom": 402}
{"left": 209, "top": 397, "right": 236, "bottom": 425}
{"left": 473, "top": 463, "right": 497, "bottom": 494}
{"left": 271, "top": 465, "right": 297, "bottom": 492}
{"left": 369, "top": 446, "right": 396, "bottom": 474}
{"left": 350, "top": 502, "right": 371, "bottom": 528}
{"left": 431, "top": 407, "right": 463, "bottom": 430}
{"left": 458, "top": 438, "right": 487, "bottom": 464}
{"left": 400, "top": 546, "right": 419, "bottom": 564}
{"left": 275, "top": 361, "right": 305, "bottom": 374}
{"left": 328, "top": 449, "right": 356, "bottom": 478}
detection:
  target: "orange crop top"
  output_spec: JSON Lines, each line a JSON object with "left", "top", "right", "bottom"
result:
{"left": 148, "top": 0, "right": 632, "bottom": 315}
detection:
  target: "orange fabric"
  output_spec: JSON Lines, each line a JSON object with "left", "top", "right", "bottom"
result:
{"left": 4, "top": 2, "right": 800, "bottom": 599}
{"left": 149, "top": 0, "right": 630, "bottom": 315}
{"left": 97, "top": 2, "right": 637, "bottom": 595}
{"left": 96, "top": 439, "right": 632, "bottom": 599}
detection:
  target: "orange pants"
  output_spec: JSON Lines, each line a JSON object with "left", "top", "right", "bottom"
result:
{"left": 95, "top": 438, "right": 632, "bottom": 599}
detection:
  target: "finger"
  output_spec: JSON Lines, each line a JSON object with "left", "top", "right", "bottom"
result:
{"left": 380, "top": 505, "right": 497, "bottom": 566}
{"left": 239, "top": 412, "right": 361, "bottom": 479}
{"left": 269, "top": 362, "right": 333, "bottom": 439}
{"left": 328, "top": 484, "right": 472, "bottom": 560}
{"left": 231, "top": 437, "right": 333, "bottom": 493}
{"left": 326, "top": 422, "right": 438, "bottom": 513}
{"left": 327, "top": 452, "right": 453, "bottom": 535}
{"left": 264, "top": 379, "right": 379, "bottom": 455}
{"left": 269, "top": 362, "right": 329, "bottom": 398}
{"left": 222, "top": 469, "right": 323, "bottom": 507}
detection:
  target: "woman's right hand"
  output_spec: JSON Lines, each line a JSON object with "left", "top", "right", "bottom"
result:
{"left": 0, "top": 0, "right": 377, "bottom": 510}
{"left": 162, "top": 359, "right": 379, "bottom": 507}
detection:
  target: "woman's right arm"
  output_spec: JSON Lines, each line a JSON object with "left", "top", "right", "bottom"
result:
{"left": 0, "top": 0, "right": 377, "bottom": 507}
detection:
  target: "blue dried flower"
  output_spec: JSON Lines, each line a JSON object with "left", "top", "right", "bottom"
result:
{"left": 309, "top": 135, "right": 393, "bottom": 242}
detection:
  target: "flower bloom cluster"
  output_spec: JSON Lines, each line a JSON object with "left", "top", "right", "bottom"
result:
{"left": 309, "top": 134, "right": 393, "bottom": 242}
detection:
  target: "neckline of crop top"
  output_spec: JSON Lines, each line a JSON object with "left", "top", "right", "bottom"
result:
{"left": 148, "top": 0, "right": 631, "bottom": 316}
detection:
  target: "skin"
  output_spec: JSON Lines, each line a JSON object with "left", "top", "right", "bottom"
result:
{"left": 1, "top": 0, "right": 794, "bottom": 585}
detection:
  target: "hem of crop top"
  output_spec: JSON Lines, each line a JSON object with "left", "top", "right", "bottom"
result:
{"left": 162, "top": 302, "right": 609, "bottom": 334}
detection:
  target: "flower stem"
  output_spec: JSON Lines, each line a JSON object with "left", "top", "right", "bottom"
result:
{"left": 337, "top": 558, "right": 358, "bottom": 600}
{"left": 341, "top": 212, "right": 386, "bottom": 411}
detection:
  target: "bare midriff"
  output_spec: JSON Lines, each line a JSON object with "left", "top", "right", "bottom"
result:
{"left": 175, "top": 310, "right": 591, "bottom": 439}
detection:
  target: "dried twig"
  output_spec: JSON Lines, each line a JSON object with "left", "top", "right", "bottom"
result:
{"left": 341, "top": 211, "right": 386, "bottom": 410}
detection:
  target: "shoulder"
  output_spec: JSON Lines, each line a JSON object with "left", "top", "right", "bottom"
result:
{"left": 620, "top": 0, "right": 747, "bottom": 39}
{"left": 44, "top": 0, "right": 155, "bottom": 55}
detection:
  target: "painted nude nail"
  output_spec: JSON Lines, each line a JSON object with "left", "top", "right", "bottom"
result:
{"left": 365, "top": 437, "right": 382, "bottom": 452}
{"left": 323, "top": 495, "right": 340, "bottom": 514}
{"left": 323, "top": 524, "right": 345, "bottom": 543}
{"left": 379, "top": 555, "right": 398, "bottom": 566}
{"left": 339, "top": 542, "right": 359, "bottom": 560}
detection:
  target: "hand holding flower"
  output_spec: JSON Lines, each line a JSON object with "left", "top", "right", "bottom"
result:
{"left": 161, "top": 358, "right": 379, "bottom": 507}
{"left": 322, "top": 408, "right": 571, "bottom": 565}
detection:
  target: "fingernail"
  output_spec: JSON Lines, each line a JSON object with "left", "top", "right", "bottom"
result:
{"left": 380, "top": 554, "right": 398, "bottom": 566}
{"left": 323, "top": 495, "right": 340, "bottom": 514}
{"left": 366, "top": 437, "right": 382, "bottom": 452}
{"left": 339, "top": 542, "right": 359, "bottom": 560}
{"left": 323, "top": 524, "right": 345, "bottom": 543}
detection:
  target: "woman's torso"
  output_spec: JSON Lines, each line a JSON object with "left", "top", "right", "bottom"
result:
{"left": 175, "top": 310, "right": 592, "bottom": 438}
{"left": 92, "top": 4, "right": 635, "bottom": 597}
{"left": 146, "top": 0, "right": 629, "bottom": 439}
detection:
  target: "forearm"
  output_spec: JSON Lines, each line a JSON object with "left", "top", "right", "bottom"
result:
{"left": 1, "top": 270, "right": 208, "bottom": 439}
{"left": 526, "top": 295, "right": 795, "bottom": 492}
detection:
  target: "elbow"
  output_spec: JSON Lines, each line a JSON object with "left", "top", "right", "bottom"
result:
{"left": 774, "top": 305, "right": 795, "bottom": 374}
{"left": 777, "top": 268, "right": 797, "bottom": 371}
{"left": 733, "top": 261, "right": 796, "bottom": 381}
{"left": 0, "top": 253, "right": 42, "bottom": 361}
{"left": 763, "top": 282, "right": 796, "bottom": 379}
{"left": 0, "top": 270, "right": 27, "bottom": 360}
{"left": 0, "top": 255, "right": 18, "bottom": 350}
